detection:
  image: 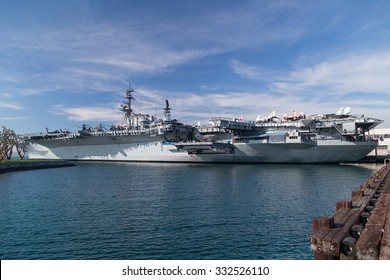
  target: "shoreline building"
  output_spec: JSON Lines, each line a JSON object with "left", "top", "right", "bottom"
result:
{"left": 369, "top": 128, "right": 390, "bottom": 156}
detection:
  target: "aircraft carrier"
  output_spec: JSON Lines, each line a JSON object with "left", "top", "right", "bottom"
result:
{"left": 26, "top": 85, "right": 383, "bottom": 163}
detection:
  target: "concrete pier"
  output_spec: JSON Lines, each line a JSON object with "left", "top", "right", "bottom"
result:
{"left": 0, "top": 160, "right": 75, "bottom": 174}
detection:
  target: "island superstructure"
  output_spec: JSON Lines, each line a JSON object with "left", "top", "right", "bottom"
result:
{"left": 26, "top": 85, "right": 383, "bottom": 163}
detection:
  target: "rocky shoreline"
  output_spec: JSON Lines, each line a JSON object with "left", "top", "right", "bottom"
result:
{"left": 0, "top": 160, "right": 76, "bottom": 174}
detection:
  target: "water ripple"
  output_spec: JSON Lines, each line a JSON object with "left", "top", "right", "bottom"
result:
{"left": 0, "top": 162, "right": 374, "bottom": 259}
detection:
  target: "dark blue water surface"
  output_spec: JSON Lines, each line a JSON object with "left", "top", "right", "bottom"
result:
{"left": 0, "top": 162, "right": 376, "bottom": 259}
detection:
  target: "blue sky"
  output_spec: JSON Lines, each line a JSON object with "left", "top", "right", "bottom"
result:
{"left": 1, "top": 0, "right": 390, "bottom": 133}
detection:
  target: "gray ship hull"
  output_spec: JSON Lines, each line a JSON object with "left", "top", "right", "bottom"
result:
{"left": 27, "top": 138, "right": 377, "bottom": 163}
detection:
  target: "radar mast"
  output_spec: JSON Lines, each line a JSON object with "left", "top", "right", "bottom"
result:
{"left": 164, "top": 99, "right": 171, "bottom": 121}
{"left": 120, "top": 83, "right": 135, "bottom": 129}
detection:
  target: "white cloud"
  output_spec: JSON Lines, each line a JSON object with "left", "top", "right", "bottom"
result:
{"left": 0, "top": 102, "right": 22, "bottom": 110}
{"left": 274, "top": 51, "right": 390, "bottom": 95}
{"left": 230, "top": 60, "right": 270, "bottom": 80}
{"left": 231, "top": 50, "right": 390, "bottom": 100}
{"left": 168, "top": 90, "right": 332, "bottom": 123}
{"left": 0, "top": 1, "right": 311, "bottom": 87}
{"left": 54, "top": 105, "right": 122, "bottom": 122}
{"left": 228, "top": 51, "right": 390, "bottom": 125}
{"left": 62, "top": 68, "right": 113, "bottom": 80}
{"left": 0, "top": 116, "right": 32, "bottom": 121}
{"left": 0, "top": 93, "right": 12, "bottom": 98}
{"left": 76, "top": 48, "right": 207, "bottom": 75}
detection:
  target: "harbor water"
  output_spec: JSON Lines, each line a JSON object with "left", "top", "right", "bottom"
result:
{"left": 0, "top": 162, "right": 376, "bottom": 259}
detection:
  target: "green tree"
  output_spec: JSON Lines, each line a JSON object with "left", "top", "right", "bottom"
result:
{"left": 0, "top": 126, "right": 23, "bottom": 160}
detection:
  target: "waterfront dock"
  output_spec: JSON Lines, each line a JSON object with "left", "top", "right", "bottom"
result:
{"left": 0, "top": 160, "right": 75, "bottom": 174}
{"left": 310, "top": 163, "right": 390, "bottom": 259}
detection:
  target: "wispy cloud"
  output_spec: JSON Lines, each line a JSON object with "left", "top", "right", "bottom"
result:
{"left": 76, "top": 49, "right": 208, "bottom": 75}
{"left": 0, "top": 116, "right": 32, "bottom": 122}
{"left": 230, "top": 60, "right": 278, "bottom": 81}
{"left": 0, "top": 93, "right": 13, "bottom": 98}
{"left": 53, "top": 104, "right": 122, "bottom": 122}
{"left": 0, "top": 102, "right": 23, "bottom": 110}
{"left": 274, "top": 51, "right": 390, "bottom": 95}
{"left": 0, "top": 0, "right": 311, "bottom": 93}
{"left": 0, "top": 23, "right": 218, "bottom": 101}
{"left": 161, "top": 89, "right": 333, "bottom": 123}
{"left": 231, "top": 50, "right": 390, "bottom": 97}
